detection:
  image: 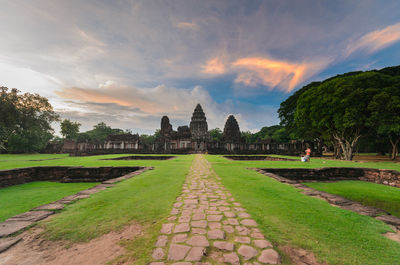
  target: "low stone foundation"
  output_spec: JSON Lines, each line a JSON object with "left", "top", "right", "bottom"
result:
{"left": 101, "top": 155, "right": 175, "bottom": 160}
{"left": 0, "top": 166, "right": 143, "bottom": 188}
{"left": 224, "top": 155, "right": 296, "bottom": 161}
{"left": 257, "top": 167, "right": 400, "bottom": 187}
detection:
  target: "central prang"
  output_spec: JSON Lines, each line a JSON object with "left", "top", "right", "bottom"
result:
{"left": 189, "top": 104, "right": 210, "bottom": 151}
{"left": 158, "top": 103, "right": 212, "bottom": 152}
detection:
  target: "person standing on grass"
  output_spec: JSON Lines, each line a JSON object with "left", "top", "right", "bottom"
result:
{"left": 305, "top": 147, "right": 311, "bottom": 162}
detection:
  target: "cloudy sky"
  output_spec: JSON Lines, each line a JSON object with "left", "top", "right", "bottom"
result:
{"left": 1, "top": 0, "right": 400, "bottom": 134}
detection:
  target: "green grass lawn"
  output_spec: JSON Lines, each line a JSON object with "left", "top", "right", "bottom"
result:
{"left": 25, "top": 154, "right": 192, "bottom": 264}
{"left": 0, "top": 154, "right": 193, "bottom": 264}
{"left": 0, "top": 181, "right": 98, "bottom": 222}
{"left": 304, "top": 180, "right": 400, "bottom": 218}
{"left": 1, "top": 153, "right": 400, "bottom": 264}
{"left": 206, "top": 155, "right": 400, "bottom": 265}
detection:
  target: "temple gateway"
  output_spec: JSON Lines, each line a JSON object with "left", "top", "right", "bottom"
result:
{"left": 157, "top": 104, "right": 211, "bottom": 152}
{"left": 63, "top": 103, "right": 307, "bottom": 155}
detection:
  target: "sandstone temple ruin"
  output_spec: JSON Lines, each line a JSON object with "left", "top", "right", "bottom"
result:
{"left": 63, "top": 104, "right": 306, "bottom": 155}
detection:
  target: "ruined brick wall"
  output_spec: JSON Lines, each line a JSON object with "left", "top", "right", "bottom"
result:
{"left": 224, "top": 156, "right": 296, "bottom": 161}
{"left": 260, "top": 167, "right": 400, "bottom": 187}
{"left": 0, "top": 166, "right": 142, "bottom": 188}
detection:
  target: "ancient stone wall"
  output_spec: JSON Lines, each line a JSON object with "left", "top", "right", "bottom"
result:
{"left": 0, "top": 166, "right": 142, "bottom": 188}
{"left": 224, "top": 155, "right": 296, "bottom": 161}
{"left": 101, "top": 155, "right": 175, "bottom": 160}
{"left": 259, "top": 167, "right": 400, "bottom": 187}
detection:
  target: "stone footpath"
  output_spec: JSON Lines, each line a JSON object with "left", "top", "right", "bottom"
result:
{"left": 150, "top": 155, "right": 280, "bottom": 265}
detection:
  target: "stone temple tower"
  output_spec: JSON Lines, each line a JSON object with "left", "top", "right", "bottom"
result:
{"left": 190, "top": 104, "right": 210, "bottom": 151}
{"left": 223, "top": 115, "right": 242, "bottom": 141}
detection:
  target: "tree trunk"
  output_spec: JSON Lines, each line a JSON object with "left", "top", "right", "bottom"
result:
{"left": 333, "top": 140, "right": 342, "bottom": 159}
{"left": 389, "top": 136, "right": 400, "bottom": 160}
{"left": 333, "top": 133, "right": 361, "bottom": 161}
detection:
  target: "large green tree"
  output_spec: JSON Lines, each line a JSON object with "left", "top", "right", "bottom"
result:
{"left": 278, "top": 82, "right": 321, "bottom": 140}
{"left": 368, "top": 81, "right": 400, "bottom": 159}
{"left": 0, "top": 87, "right": 59, "bottom": 152}
{"left": 85, "top": 122, "right": 122, "bottom": 142}
{"left": 291, "top": 68, "right": 399, "bottom": 160}
{"left": 209, "top": 128, "right": 223, "bottom": 142}
{"left": 60, "top": 119, "right": 81, "bottom": 139}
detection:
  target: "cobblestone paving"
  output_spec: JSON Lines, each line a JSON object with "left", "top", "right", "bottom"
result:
{"left": 150, "top": 155, "right": 280, "bottom": 265}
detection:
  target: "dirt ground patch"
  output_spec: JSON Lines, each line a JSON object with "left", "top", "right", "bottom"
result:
{"left": 0, "top": 223, "right": 142, "bottom": 265}
{"left": 279, "top": 245, "right": 329, "bottom": 265}
{"left": 385, "top": 229, "right": 400, "bottom": 243}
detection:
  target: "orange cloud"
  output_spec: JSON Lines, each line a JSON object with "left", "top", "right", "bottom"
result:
{"left": 176, "top": 21, "right": 199, "bottom": 30}
{"left": 202, "top": 57, "right": 226, "bottom": 74}
{"left": 232, "top": 57, "right": 321, "bottom": 92}
{"left": 345, "top": 22, "right": 400, "bottom": 57}
{"left": 56, "top": 87, "right": 132, "bottom": 107}
{"left": 55, "top": 83, "right": 215, "bottom": 116}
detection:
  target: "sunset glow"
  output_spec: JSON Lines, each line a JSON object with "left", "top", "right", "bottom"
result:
{"left": 0, "top": 1, "right": 399, "bottom": 133}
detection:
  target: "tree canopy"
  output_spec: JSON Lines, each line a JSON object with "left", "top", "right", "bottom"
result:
{"left": 209, "top": 128, "right": 223, "bottom": 142}
{"left": 279, "top": 65, "right": 400, "bottom": 160}
{"left": 0, "top": 87, "right": 59, "bottom": 152}
{"left": 76, "top": 122, "right": 125, "bottom": 143}
{"left": 60, "top": 119, "right": 81, "bottom": 139}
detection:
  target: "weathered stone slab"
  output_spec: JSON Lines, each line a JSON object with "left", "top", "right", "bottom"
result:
{"left": 191, "top": 220, "right": 207, "bottom": 228}
{"left": 172, "top": 234, "right": 188, "bottom": 243}
{"left": 192, "top": 228, "right": 206, "bottom": 234}
{"left": 152, "top": 248, "right": 165, "bottom": 260}
{"left": 186, "top": 235, "right": 209, "bottom": 247}
{"left": 174, "top": 223, "right": 190, "bottom": 233}
{"left": 96, "top": 183, "right": 114, "bottom": 188}
{"left": 223, "top": 252, "right": 240, "bottom": 264}
{"left": 156, "top": 235, "right": 168, "bottom": 247}
{"left": 34, "top": 202, "right": 64, "bottom": 211}
{"left": 208, "top": 229, "right": 225, "bottom": 239}
{"left": 208, "top": 222, "right": 221, "bottom": 229}
{"left": 254, "top": 239, "right": 273, "bottom": 249}
{"left": 161, "top": 223, "right": 174, "bottom": 234}
{"left": 0, "top": 221, "right": 33, "bottom": 237}
{"left": 238, "top": 245, "right": 258, "bottom": 260}
{"left": 168, "top": 244, "right": 191, "bottom": 260}
{"left": 213, "top": 241, "right": 234, "bottom": 251}
{"left": 258, "top": 249, "right": 280, "bottom": 264}
{"left": 241, "top": 219, "right": 257, "bottom": 227}
{"left": 207, "top": 215, "right": 223, "bottom": 221}
{"left": 7, "top": 211, "right": 53, "bottom": 222}
{"left": 234, "top": 236, "right": 251, "bottom": 244}
{"left": 78, "top": 187, "right": 105, "bottom": 195}
{"left": 0, "top": 237, "right": 21, "bottom": 253}
{"left": 341, "top": 203, "right": 383, "bottom": 217}
{"left": 58, "top": 194, "right": 89, "bottom": 204}
{"left": 185, "top": 247, "right": 206, "bottom": 261}
{"left": 376, "top": 215, "right": 400, "bottom": 227}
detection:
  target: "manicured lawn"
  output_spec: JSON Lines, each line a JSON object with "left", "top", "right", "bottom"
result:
{"left": 0, "top": 153, "right": 194, "bottom": 264}
{"left": 304, "top": 180, "right": 400, "bottom": 218}
{"left": 206, "top": 155, "right": 400, "bottom": 265}
{"left": 0, "top": 181, "right": 98, "bottom": 222}
{"left": 1, "top": 153, "right": 399, "bottom": 264}
{"left": 38, "top": 154, "right": 193, "bottom": 264}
